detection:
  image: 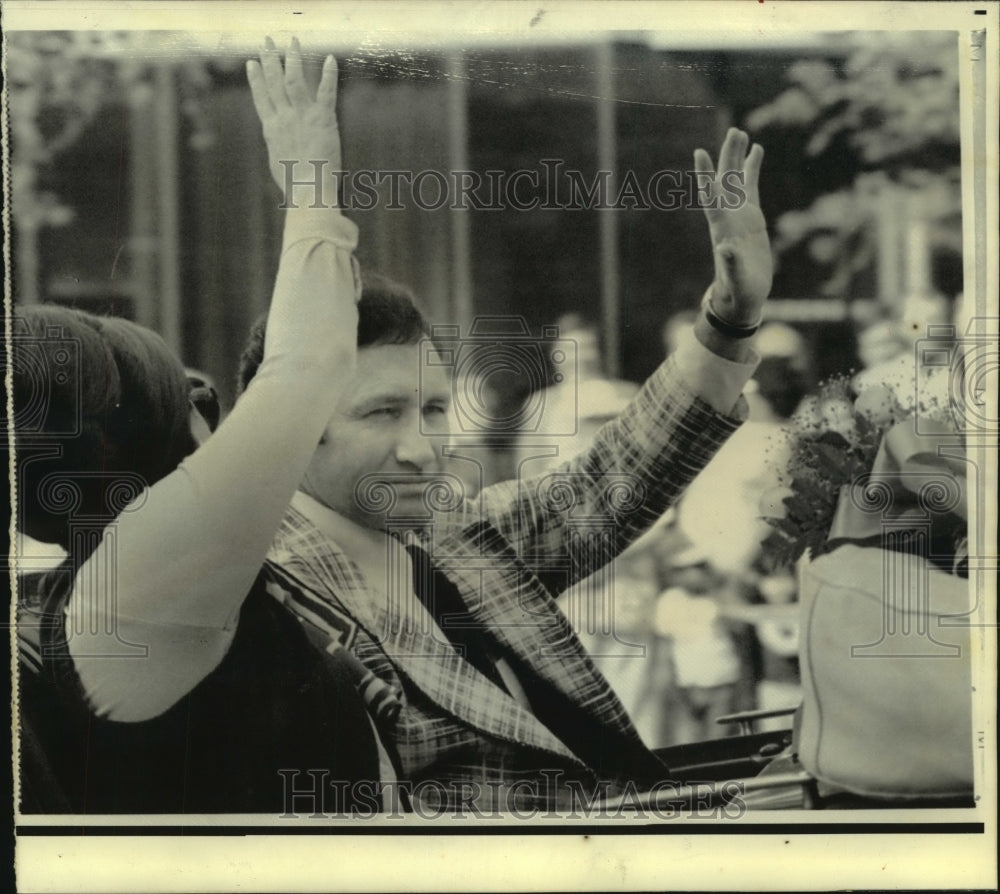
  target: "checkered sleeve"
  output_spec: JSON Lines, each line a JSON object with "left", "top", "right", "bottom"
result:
{"left": 475, "top": 354, "right": 746, "bottom": 590}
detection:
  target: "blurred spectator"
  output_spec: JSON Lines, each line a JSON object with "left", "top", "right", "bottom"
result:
{"left": 750, "top": 566, "right": 801, "bottom": 730}
{"left": 678, "top": 323, "right": 809, "bottom": 574}
{"left": 669, "top": 321, "right": 813, "bottom": 737}
{"left": 856, "top": 318, "right": 911, "bottom": 371}
{"left": 651, "top": 547, "right": 742, "bottom": 743}
{"left": 515, "top": 313, "right": 638, "bottom": 474}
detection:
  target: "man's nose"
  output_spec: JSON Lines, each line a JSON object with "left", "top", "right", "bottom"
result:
{"left": 395, "top": 418, "right": 438, "bottom": 470}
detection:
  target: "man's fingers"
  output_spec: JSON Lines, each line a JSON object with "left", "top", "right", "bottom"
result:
{"left": 744, "top": 143, "right": 764, "bottom": 206}
{"left": 692, "top": 147, "right": 715, "bottom": 176}
{"left": 717, "top": 127, "right": 747, "bottom": 181}
{"left": 260, "top": 36, "right": 289, "bottom": 110}
{"left": 283, "top": 37, "right": 310, "bottom": 108}
{"left": 693, "top": 147, "right": 719, "bottom": 210}
{"left": 716, "top": 127, "right": 737, "bottom": 176}
{"left": 246, "top": 60, "right": 276, "bottom": 119}
{"left": 316, "top": 54, "right": 339, "bottom": 109}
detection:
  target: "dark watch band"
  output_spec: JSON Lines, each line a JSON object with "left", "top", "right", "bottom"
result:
{"left": 703, "top": 304, "right": 761, "bottom": 339}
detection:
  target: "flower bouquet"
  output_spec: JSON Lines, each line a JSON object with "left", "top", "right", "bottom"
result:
{"left": 761, "top": 371, "right": 973, "bottom": 800}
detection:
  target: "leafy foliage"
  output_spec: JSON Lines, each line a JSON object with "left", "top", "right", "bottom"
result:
{"left": 745, "top": 32, "right": 961, "bottom": 297}
{"left": 763, "top": 377, "right": 886, "bottom": 567}
{"left": 7, "top": 32, "right": 223, "bottom": 247}
{"left": 763, "top": 366, "right": 969, "bottom": 572}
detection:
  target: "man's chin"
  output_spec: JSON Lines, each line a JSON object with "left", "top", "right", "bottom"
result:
{"left": 389, "top": 491, "right": 436, "bottom": 519}
{"left": 353, "top": 497, "right": 434, "bottom": 534}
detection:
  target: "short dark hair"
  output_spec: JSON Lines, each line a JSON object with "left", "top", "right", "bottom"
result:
{"left": 12, "top": 305, "right": 195, "bottom": 549}
{"left": 236, "top": 272, "right": 431, "bottom": 395}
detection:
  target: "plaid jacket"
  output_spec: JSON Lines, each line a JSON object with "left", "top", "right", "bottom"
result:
{"left": 267, "top": 356, "right": 744, "bottom": 812}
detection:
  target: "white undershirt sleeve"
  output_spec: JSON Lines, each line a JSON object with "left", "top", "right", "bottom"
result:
{"left": 672, "top": 328, "right": 759, "bottom": 415}
{"left": 67, "top": 210, "right": 358, "bottom": 722}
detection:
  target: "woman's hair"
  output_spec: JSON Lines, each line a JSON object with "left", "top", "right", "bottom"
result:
{"left": 12, "top": 305, "right": 196, "bottom": 550}
{"left": 236, "top": 271, "right": 431, "bottom": 395}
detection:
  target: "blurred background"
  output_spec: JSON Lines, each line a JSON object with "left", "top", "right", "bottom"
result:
{"left": 7, "top": 28, "right": 967, "bottom": 746}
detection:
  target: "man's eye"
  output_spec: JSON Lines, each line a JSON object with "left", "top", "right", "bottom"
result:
{"left": 368, "top": 407, "right": 401, "bottom": 419}
{"left": 423, "top": 403, "right": 448, "bottom": 417}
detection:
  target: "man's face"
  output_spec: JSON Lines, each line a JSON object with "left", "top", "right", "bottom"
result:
{"left": 301, "top": 342, "right": 452, "bottom": 530}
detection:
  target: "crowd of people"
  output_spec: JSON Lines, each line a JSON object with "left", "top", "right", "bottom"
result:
{"left": 12, "top": 37, "right": 915, "bottom": 815}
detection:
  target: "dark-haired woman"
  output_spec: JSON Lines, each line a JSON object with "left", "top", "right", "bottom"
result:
{"left": 15, "top": 42, "right": 387, "bottom": 814}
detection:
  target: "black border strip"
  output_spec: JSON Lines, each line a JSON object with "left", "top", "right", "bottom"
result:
{"left": 16, "top": 822, "right": 985, "bottom": 836}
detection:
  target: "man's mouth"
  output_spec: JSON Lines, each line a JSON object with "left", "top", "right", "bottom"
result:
{"left": 355, "top": 471, "right": 464, "bottom": 516}
{"left": 391, "top": 478, "right": 441, "bottom": 494}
